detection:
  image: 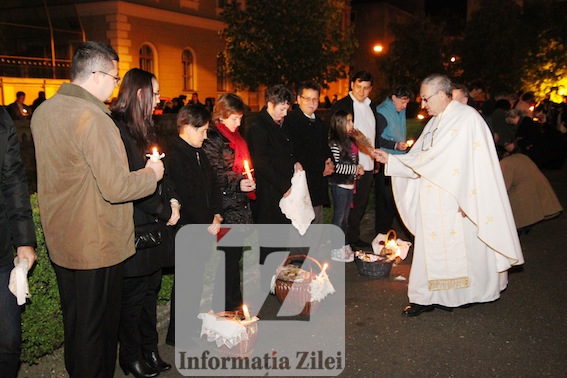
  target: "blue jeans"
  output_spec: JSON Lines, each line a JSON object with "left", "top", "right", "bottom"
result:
{"left": 331, "top": 185, "right": 353, "bottom": 242}
{"left": 0, "top": 262, "right": 21, "bottom": 378}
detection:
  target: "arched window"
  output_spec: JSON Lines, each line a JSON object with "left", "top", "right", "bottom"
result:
{"left": 182, "top": 49, "right": 194, "bottom": 91}
{"left": 217, "top": 52, "right": 228, "bottom": 92}
{"left": 139, "top": 44, "right": 154, "bottom": 73}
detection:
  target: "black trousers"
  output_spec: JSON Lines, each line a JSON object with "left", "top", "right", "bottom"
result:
{"left": 0, "top": 262, "right": 20, "bottom": 378}
{"left": 374, "top": 168, "right": 396, "bottom": 234}
{"left": 119, "top": 269, "right": 162, "bottom": 363}
{"left": 346, "top": 171, "right": 374, "bottom": 243}
{"left": 217, "top": 246, "right": 244, "bottom": 312}
{"left": 53, "top": 262, "right": 123, "bottom": 378}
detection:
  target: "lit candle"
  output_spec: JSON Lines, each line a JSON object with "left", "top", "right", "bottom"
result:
{"left": 406, "top": 139, "right": 414, "bottom": 147}
{"left": 146, "top": 147, "right": 165, "bottom": 162}
{"left": 243, "top": 160, "right": 253, "bottom": 181}
{"left": 318, "top": 263, "right": 328, "bottom": 278}
{"left": 242, "top": 304, "right": 251, "bottom": 320}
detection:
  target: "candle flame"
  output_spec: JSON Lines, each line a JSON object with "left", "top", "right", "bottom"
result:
{"left": 406, "top": 139, "right": 414, "bottom": 147}
{"left": 242, "top": 304, "right": 251, "bottom": 320}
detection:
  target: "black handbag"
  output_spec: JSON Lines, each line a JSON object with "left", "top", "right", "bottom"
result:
{"left": 134, "top": 222, "right": 163, "bottom": 250}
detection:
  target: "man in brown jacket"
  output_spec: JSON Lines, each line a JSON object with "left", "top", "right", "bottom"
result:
{"left": 31, "top": 41, "right": 164, "bottom": 378}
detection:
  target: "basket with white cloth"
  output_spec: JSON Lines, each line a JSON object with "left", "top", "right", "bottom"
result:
{"left": 270, "top": 254, "right": 334, "bottom": 315}
{"left": 198, "top": 310, "right": 258, "bottom": 358}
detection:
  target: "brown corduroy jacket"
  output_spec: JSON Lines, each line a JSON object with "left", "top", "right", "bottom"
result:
{"left": 31, "top": 83, "right": 156, "bottom": 269}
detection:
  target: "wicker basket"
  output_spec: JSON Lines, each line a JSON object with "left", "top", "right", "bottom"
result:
{"left": 214, "top": 310, "right": 258, "bottom": 358}
{"left": 274, "top": 255, "right": 323, "bottom": 315}
{"left": 355, "top": 254, "right": 393, "bottom": 278}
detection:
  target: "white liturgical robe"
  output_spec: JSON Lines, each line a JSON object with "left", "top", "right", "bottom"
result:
{"left": 385, "top": 101, "right": 523, "bottom": 307}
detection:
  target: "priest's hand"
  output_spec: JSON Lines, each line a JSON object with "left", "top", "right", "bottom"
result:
{"left": 374, "top": 149, "right": 389, "bottom": 164}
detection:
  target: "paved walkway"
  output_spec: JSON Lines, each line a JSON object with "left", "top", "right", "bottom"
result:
{"left": 20, "top": 166, "right": 567, "bottom": 377}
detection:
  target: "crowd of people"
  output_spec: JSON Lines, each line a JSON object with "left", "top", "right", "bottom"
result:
{"left": 1, "top": 40, "right": 565, "bottom": 377}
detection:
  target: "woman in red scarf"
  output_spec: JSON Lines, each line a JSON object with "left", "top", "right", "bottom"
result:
{"left": 202, "top": 93, "right": 255, "bottom": 311}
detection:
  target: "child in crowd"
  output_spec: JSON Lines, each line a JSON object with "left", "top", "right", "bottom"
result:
{"left": 328, "top": 110, "right": 365, "bottom": 262}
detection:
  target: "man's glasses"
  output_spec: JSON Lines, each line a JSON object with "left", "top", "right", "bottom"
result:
{"left": 421, "top": 92, "right": 439, "bottom": 103}
{"left": 300, "top": 96, "right": 319, "bottom": 103}
{"left": 93, "top": 71, "right": 121, "bottom": 85}
{"left": 421, "top": 128, "right": 438, "bottom": 151}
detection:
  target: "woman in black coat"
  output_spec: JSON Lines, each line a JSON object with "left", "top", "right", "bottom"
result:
{"left": 111, "top": 69, "right": 180, "bottom": 378}
{"left": 246, "top": 85, "right": 301, "bottom": 226}
{"left": 163, "top": 104, "right": 223, "bottom": 346}
{"left": 202, "top": 93, "right": 255, "bottom": 311}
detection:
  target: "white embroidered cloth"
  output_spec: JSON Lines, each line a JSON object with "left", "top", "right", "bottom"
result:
{"left": 9, "top": 257, "right": 30, "bottom": 305}
{"left": 270, "top": 271, "right": 335, "bottom": 302}
{"left": 308, "top": 272, "right": 335, "bottom": 302}
{"left": 279, "top": 170, "right": 315, "bottom": 235}
{"left": 371, "top": 233, "right": 411, "bottom": 260}
{"left": 198, "top": 311, "right": 257, "bottom": 349}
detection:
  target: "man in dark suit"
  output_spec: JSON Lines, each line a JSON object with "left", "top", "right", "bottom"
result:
{"left": 0, "top": 107, "right": 37, "bottom": 378}
{"left": 330, "top": 71, "right": 380, "bottom": 250}
{"left": 287, "top": 81, "right": 334, "bottom": 224}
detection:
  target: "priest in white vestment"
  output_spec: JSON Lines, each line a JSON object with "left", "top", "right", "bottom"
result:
{"left": 374, "top": 74, "right": 524, "bottom": 316}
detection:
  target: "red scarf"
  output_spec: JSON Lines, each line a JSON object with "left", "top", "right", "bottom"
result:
{"left": 216, "top": 123, "right": 256, "bottom": 200}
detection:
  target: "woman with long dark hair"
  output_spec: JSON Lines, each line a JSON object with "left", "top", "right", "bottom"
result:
{"left": 111, "top": 68, "right": 180, "bottom": 378}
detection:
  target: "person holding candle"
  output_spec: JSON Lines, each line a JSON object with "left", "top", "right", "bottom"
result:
{"left": 30, "top": 41, "right": 164, "bottom": 378}
{"left": 374, "top": 74, "right": 523, "bottom": 316}
{"left": 202, "top": 93, "right": 255, "bottom": 312}
{"left": 375, "top": 85, "right": 414, "bottom": 235}
{"left": 111, "top": 68, "right": 180, "bottom": 377}
{"left": 163, "top": 104, "right": 223, "bottom": 346}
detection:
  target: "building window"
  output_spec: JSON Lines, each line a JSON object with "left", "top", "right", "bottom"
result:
{"left": 180, "top": 0, "right": 199, "bottom": 11}
{"left": 139, "top": 44, "right": 154, "bottom": 73}
{"left": 217, "top": 52, "right": 228, "bottom": 92}
{"left": 182, "top": 49, "right": 194, "bottom": 91}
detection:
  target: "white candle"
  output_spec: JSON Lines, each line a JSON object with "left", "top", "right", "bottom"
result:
{"left": 147, "top": 147, "right": 165, "bottom": 162}
{"left": 243, "top": 160, "right": 253, "bottom": 181}
{"left": 242, "top": 304, "right": 251, "bottom": 320}
{"left": 318, "top": 263, "right": 328, "bottom": 278}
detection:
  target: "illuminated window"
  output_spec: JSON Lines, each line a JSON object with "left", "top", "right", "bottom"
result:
{"left": 139, "top": 44, "right": 154, "bottom": 73}
{"left": 182, "top": 49, "right": 194, "bottom": 91}
{"left": 217, "top": 52, "right": 227, "bottom": 92}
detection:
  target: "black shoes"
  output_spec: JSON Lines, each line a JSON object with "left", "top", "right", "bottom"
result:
{"left": 119, "top": 358, "right": 159, "bottom": 378}
{"left": 402, "top": 303, "right": 435, "bottom": 317}
{"left": 402, "top": 303, "right": 454, "bottom": 317}
{"left": 144, "top": 350, "right": 172, "bottom": 372}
